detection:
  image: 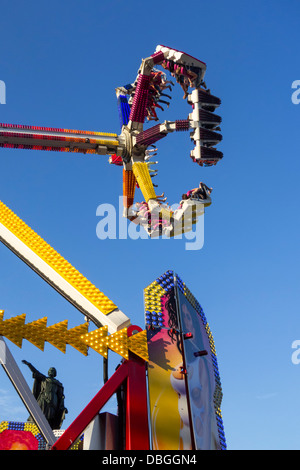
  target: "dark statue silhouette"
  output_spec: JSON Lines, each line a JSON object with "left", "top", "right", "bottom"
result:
{"left": 22, "top": 360, "right": 68, "bottom": 430}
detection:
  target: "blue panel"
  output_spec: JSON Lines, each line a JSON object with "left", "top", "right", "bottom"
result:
{"left": 117, "top": 94, "right": 131, "bottom": 128}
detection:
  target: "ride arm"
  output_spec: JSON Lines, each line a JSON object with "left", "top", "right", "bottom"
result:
{"left": 0, "top": 123, "right": 125, "bottom": 157}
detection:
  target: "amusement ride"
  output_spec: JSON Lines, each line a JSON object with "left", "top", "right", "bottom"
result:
{"left": 0, "top": 45, "right": 226, "bottom": 450}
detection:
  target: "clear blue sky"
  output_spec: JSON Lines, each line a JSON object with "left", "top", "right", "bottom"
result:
{"left": 0, "top": 0, "right": 300, "bottom": 450}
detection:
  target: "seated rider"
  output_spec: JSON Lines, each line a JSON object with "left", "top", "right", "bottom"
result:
{"left": 182, "top": 182, "right": 213, "bottom": 201}
{"left": 161, "top": 60, "right": 199, "bottom": 98}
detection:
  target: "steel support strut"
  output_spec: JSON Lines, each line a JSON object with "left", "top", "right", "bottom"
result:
{"left": 52, "top": 357, "right": 149, "bottom": 450}
{"left": 125, "top": 358, "right": 150, "bottom": 450}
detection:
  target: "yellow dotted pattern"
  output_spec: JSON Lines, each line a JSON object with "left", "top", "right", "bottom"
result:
{"left": 106, "top": 327, "right": 129, "bottom": 360}
{"left": 23, "top": 317, "right": 48, "bottom": 351}
{"left": 0, "top": 200, "right": 117, "bottom": 315}
{"left": 215, "top": 406, "right": 223, "bottom": 421}
{"left": 65, "top": 323, "right": 89, "bottom": 356}
{"left": 81, "top": 325, "right": 109, "bottom": 358}
{"left": 0, "top": 311, "right": 25, "bottom": 348}
{"left": 23, "top": 422, "right": 40, "bottom": 435}
{"left": 81, "top": 326, "right": 131, "bottom": 360}
{"left": 144, "top": 281, "right": 166, "bottom": 316}
{"left": 0, "top": 311, "right": 148, "bottom": 361}
{"left": 0, "top": 312, "right": 89, "bottom": 355}
{"left": 0, "top": 421, "right": 9, "bottom": 433}
{"left": 128, "top": 329, "right": 149, "bottom": 362}
{"left": 205, "top": 322, "right": 217, "bottom": 356}
{"left": 132, "top": 162, "right": 157, "bottom": 202}
{"left": 46, "top": 320, "right": 69, "bottom": 353}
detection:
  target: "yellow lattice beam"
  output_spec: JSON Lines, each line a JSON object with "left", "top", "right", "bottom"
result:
{"left": 132, "top": 162, "right": 157, "bottom": 202}
{"left": 0, "top": 201, "right": 116, "bottom": 314}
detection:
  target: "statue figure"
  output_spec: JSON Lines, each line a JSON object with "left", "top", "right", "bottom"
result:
{"left": 22, "top": 360, "right": 68, "bottom": 430}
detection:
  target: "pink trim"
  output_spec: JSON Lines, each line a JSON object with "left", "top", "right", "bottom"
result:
{"left": 151, "top": 51, "right": 165, "bottom": 64}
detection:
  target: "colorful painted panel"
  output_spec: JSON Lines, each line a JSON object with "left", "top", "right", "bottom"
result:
{"left": 176, "top": 287, "right": 218, "bottom": 449}
{"left": 0, "top": 421, "right": 83, "bottom": 450}
{"left": 144, "top": 271, "right": 226, "bottom": 450}
{"left": 145, "top": 274, "right": 192, "bottom": 450}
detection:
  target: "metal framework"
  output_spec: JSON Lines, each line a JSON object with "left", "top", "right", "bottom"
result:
{"left": 52, "top": 357, "right": 149, "bottom": 451}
